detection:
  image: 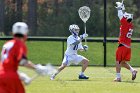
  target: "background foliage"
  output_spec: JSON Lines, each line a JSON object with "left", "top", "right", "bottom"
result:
{"left": 1, "top": 0, "right": 140, "bottom": 37}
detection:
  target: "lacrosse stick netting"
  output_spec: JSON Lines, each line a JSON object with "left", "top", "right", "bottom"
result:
{"left": 78, "top": 6, "right": 91, "bottom": 45}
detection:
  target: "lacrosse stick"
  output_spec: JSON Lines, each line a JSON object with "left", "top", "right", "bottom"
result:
{"left": 78, "top": 6, "right": 91, "bottom": 45}
{"left": 20, "top": 64, "right": 57, "bottom": 85}
{"left": 26, "top": 64, "right": 56, "bottom": 85}
{"left": 26, "top": 74, "right": 40, "bottom": 85}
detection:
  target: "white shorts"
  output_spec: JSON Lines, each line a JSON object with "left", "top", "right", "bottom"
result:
{"left": 62, "top": 54, "right": 86, "bottom": 66}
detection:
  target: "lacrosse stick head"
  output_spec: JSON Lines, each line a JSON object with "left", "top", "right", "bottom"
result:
{"left": 78, "top": 6, "right": 91, "bottom": 23}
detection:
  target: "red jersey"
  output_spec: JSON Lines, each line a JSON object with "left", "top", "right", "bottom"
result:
{"left": 0, "top": 38, "right": 27, "bottom": 79}
{"left": 118, "top": 17, "right": 133, "bottom": 47}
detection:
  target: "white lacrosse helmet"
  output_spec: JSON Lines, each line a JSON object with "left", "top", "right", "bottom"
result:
{"left": 124, "top": 12, "right": 133, "bottom": 20}
{"left": 12, "top": 22, "right": 28, "bottom": 35}
{"left": 69, "top": 24, "right": 80, "bottom": 36}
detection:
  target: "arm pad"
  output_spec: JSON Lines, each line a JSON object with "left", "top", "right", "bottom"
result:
{"left": 118, "top": 10, "right": 124, "bottom": 20}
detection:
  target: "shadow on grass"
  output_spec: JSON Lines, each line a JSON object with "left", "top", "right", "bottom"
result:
{"left": 64, "top": 79, "right": 94, "bottom": 81}
{"left": 122, "top": 80, "right": 140, "bottom": 84}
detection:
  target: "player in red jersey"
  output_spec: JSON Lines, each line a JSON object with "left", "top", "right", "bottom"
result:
{"left": 114, "top": 2, "right": 138, "bottom": 82}
{"left": 0, "top": 22, "right": 51, "bottom": 93}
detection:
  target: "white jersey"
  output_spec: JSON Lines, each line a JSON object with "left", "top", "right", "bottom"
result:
{"left": 65, "top": 35, "right": 83, "bottom": 55}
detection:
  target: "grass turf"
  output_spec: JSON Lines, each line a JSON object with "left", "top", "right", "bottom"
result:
{"left": 0, "top": 41, "right": 140, "bottom": 66}
{"left": 19, "top": 67, "right": 140, "bottom": 93}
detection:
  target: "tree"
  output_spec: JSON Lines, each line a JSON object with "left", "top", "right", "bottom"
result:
{"left": 28, "top": 0, "right": 37, "bottom": 35}
{"left": 0, "top": 0, "right": 5, "bottom": 35}
{"left": 16, "top": 0, "right": 23, "bottom": 22}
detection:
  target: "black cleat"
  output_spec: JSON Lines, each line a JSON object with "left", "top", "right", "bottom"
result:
{"left": 132, "top": 70, "right": 138, "bottom": 80}
{"left": 79, "top": 75, "right": 89, "bottom": 79}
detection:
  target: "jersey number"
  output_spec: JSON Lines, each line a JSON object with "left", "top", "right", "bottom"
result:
{"left": 0, "top": 42, "right": 14, "bottom": 63}
{"left": 73, "top": 45, "right": 78, "bottom": 50}
{"left": 1, "top": 48, "right": 9, "bottom": 63}
{"left": 126, "top": 29, "right": 133, "bottom": 38}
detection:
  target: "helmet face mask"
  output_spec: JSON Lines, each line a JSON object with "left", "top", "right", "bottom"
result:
{"left": 69, "top": 24, "right": 80, "bottom": 36}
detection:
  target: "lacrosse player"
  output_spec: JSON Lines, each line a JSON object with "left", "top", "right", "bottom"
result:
{"left": 114, "top": 1, "right": 137, "bottom": 82}
{"left": 50, "top": 24, "right": 89, "bottom": 80}
{"left": 0, "top": 22, "right": 48, "bottom": 93}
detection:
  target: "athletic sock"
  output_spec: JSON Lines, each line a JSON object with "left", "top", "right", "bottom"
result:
{"left": 116, "top": 73, "right": 121, "bottom": 78}
{"left": 130, "top": 67, "right": 135, "bottom": 73}
{"left": 128, "top": 64, "right": 135, "bottom": 73}
{"left": 80, "top": 72, "right": 84, "bottom": 76}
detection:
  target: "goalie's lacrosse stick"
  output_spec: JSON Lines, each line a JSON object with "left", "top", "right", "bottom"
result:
{"left": 78, "top": 6, "right": 91, "bottom": 45}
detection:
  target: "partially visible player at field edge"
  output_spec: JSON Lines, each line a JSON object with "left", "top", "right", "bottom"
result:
{"left": 0, "top": 22, "right": 50, "bottom": 93}
{"left": 50, "top": 24, "right": 89, "bottom": 80}
{"left": 114, "top": 2, "right": 137, "bottom": 82}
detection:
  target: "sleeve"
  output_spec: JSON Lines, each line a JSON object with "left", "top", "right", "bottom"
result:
{"left": 67, "top": 37, "right": 75, "bottom": 45}
{"left": 16, "top": 43, "right": 27, "bottom": 62}
{"left": 78, "top": 42, "right": 84, "bottom": 50}
{"left": 118, "top": 10, "right": 124, "bottom": 20}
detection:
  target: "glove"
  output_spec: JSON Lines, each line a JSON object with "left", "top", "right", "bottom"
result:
{"left": 80, "top": 33, "right": 88, "bottom": 39}
{"left": 115, "top": 2, "right": 125, "bottom": 10}
{"left": 35, "top": 64, "right": 57, "bottom": 76}
{"left": 18, "top": 72, "right": 31, "bottom": 85}
{"left": 44, "top": 64, "right": 57, "bottom": 76}
{"left": 83, "top": 45, "right": 88, "bottom": 51}
{"left": 35, "top": 64, "right": 47, "bottom": 75}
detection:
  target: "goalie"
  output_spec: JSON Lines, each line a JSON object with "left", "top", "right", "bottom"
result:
{"left": 50, "top": 24, "right": 89, "bottom": 80}
{"left": 114, "top": 1, "right": 138, "bottom": 82}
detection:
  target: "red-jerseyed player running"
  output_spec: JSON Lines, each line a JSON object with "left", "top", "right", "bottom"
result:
{"left": 114, "top": 2, "right": 138, "bottom": 82}
{"left": 0, "top": 22, "right": 51, "bottom": 93}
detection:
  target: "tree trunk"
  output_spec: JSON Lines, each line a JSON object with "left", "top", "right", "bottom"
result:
{"left": 54, "top": 0, "right": 59, "bottom": 16}
{"left": 0, "top": 0, "right": 5, "bottom": 34}
{"left": 28, "top": 0, "right": 37, "bottom": 35}
{"left": 16, "top": 0, "right": 22, "bottom": 22}
{"left": 134, "top": 0, "right": 140, "bottom": 16}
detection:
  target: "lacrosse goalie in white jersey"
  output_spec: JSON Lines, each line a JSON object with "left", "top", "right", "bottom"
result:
{"left": 50, "top": 24, "right": 89, "bottom": 80}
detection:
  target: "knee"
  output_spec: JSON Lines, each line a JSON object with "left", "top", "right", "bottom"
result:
{"left": 120, "top": 61, "right": 126, "bottom": 66}
{"left": 83, "top": 59, "right": 89, "bottom": 64}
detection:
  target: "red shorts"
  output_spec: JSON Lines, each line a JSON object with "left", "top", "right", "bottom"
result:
{"left": 116, "top": 46, "right": 131, "bottom": 62}
{"left": 0, "top": 77, "right": 25, "bottom": 93}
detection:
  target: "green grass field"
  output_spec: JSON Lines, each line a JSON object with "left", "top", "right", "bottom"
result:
{"left": 0, "top": 41, "right": 140, "bottom": 66}
{"left": 19, "top": 67, "right": 140, "bottom": 93}
{"left": 0, "top": 40, "right": 140, "bottom": 93}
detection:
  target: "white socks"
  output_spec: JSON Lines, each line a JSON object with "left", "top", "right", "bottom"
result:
{"left": 130, "top": 67, "right": 135, "bottom": 73}
{"left": 127, "top": 63, "right": 135, "bottom": 73}
{"left": 80, "top": 72, "right": 84, "bottom": 76}
{"left": 116, "top": 73, "right": 121, "bottom": 78}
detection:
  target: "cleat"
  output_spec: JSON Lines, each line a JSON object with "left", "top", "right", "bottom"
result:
{"left": 132, "top": 70, "right": 138, "bottom": 80}
{"left": 79, "top": 75, "right": 89, "bottom": 79}
{"left": 50, "top": 74, "right": 55, "bottom": 80}
{"left": 114, "top": 78, "right": 121, "bottom": 82}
